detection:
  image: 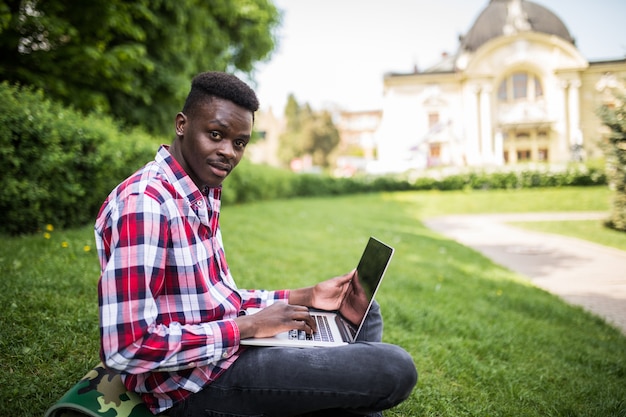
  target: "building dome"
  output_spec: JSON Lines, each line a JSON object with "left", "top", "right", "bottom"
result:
{"left": 460, "top": 0, "right": 575, "bottom": 52}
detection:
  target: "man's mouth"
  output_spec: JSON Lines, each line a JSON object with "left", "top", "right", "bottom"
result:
{"left": 209, "top": 161, "right": 231, "bottom": 177}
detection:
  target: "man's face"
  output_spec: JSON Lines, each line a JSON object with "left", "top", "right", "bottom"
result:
{"left": 173, "top": 97, "right": 253, "bottom": 189}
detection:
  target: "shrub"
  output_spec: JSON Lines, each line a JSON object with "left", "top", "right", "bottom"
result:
{"left": 222, "top": 160, "right": 296, "bottom": 204}
{"left": 0, "top": 82, "right": 611, "bottom": 235}
{"left": 0, "top": 83, "right": 158, "bottom": 235}
{"left": 597, "top": 91, "right": 626, "bottom": 231}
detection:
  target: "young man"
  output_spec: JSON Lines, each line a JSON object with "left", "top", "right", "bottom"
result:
{"left": 95, "top": 71, "right": 417, "bottom": 417}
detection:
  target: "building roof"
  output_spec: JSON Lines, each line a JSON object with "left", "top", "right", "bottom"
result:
{"left": 386, "top": 0, "right": 578, "bottom": 78}
{"left": 460, "top": 0, "right": 575, "bottom": 52}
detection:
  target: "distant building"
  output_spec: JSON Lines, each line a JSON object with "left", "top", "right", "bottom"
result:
{"left": 247, "top": 107, "right": 284, "bottom": 167}
{"left": 376, "top": 0, "right": 626, "bottom": 171}
{"left": 334, "top": 110, "right": 382, "bottom": 176}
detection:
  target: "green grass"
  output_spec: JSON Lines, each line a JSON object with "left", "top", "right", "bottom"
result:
{"left": 2, "top": 186, "right": 625, "bottom": 416}
{"left": 509, "top": 220, "right": 626, "bottom": 252}
{"left": 390, "top": 185, "right": 612, "bottom": 216}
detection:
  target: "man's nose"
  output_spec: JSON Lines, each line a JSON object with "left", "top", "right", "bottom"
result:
{"left": 218, "top": 140, "right": 236, "bottom": 159}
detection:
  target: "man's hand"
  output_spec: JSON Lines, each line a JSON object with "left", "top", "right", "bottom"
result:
{"left": 234, "top": 303, "right": 316, "bottom": 340}
{"left": 338, "top": 271, "right": 369, "bottom": 326}
{"left": 287, "top": 270, "right": 356, "bottom": 311}
{"left": 309, "top": 270, "right": 355, "bottom": 311}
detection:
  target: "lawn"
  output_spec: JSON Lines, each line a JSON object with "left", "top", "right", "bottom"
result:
{"left": 1, "top": 186, "right": 625, "bottom": 416}
{"left": 509, "top": 219, "right": 626, "bottom": 252}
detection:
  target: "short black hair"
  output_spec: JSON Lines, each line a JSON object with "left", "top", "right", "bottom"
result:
{"left": 182, "top": 71, "right": 259, "bottom": 117}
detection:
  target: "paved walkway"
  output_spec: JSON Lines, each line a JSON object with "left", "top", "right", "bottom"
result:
{"left": 424, "top": 212, "right": 626, "bottom": 335}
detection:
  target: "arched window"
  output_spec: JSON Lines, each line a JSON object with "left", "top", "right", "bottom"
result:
{"left": 497, "top": 72, "right": 543, "bottom": 102}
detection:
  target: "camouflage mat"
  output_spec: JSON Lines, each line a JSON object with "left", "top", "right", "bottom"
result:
{"left": 44, "top": 363, "right": 161, "bottom": 417}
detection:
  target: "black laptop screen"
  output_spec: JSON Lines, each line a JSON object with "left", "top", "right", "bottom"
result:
{"left": 339, "top": 237, "right": 394, "bottom": 327}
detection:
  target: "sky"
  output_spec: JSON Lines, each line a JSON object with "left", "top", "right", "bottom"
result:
{"left": 253, "top": 0, "right": 626, "bottom": 114}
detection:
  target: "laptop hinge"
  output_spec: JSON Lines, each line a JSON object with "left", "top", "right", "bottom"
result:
{"left": 336, "top": 315, "right": 357, "bottom": 343}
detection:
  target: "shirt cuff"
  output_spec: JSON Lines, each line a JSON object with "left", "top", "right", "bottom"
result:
{"left": 216, "top": 319, "right": 240, "bottom": 360}
{"left": 275, "top": 289, "right": 290, "bottom": 302}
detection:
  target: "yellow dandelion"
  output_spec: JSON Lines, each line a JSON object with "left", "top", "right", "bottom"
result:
{"left": 43, "top": 232, "right": 51, "bottom": 239}
{"left": 83, "top": 245, "right": 91, "bottom": 252}
{"left": 45, "top": 224, "right": 54, "bottom": 232}
{"left": 61, "top": 242, "right": 69, "bottom": 248}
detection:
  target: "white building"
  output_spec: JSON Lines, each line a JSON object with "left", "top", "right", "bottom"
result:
{"left": 376, "top": 0, "right": 626, "bottom": 171}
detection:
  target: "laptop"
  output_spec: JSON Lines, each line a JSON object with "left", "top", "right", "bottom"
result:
{"left": 240, "top": 237, "right": 394, "bottom": 348}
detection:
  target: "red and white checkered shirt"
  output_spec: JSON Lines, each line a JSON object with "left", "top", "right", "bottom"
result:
{"left": 95, "top": 145, "right": 288, "bottom": 413}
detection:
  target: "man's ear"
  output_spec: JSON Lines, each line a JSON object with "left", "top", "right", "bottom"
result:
{"left": 175, "top": 112, "right": 187, "bottom": 137}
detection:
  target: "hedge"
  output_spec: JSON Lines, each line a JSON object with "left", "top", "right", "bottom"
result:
{"left": 221, "top": 162, "right": 606, "bottom": 205}
{"left": 0, "top": 83, "right": 158, "bottom": 235}
{"left": 0, "top": 82, "right": 610, "bottom": 235}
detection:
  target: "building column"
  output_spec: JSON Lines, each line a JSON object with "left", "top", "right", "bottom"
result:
{"left": 464, "top": 85, "right": 482, "bottom": 165}
{"left": 557, "top": 79, "right": 570, "bottom": 162}
{"left": 530, "top": 130, "right": 538, "bottom": 161}
{"left": 510, "top": 129, "right": 517, "bottom": 163}
{"left": 474, "top": 86, "right": 482, "bottom": 159}
{"left": 494, "top": 129, "right": 504, "bottom": 165}
{"left": 506, "top": 129, "right": 517, "bottom": 164}
{"left": 479, "top": 85, "right": 494, "bottom": 163}
{"left": 568, "top": 79, "right": 583, "bottom": 160}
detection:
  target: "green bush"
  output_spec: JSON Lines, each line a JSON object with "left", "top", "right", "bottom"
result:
{"left": 222, "top": 160, "right": 296, "bottom": 204}
{"left": 222, "top": 163, "right": 607, "bottom": 206}
{"left": 0, "top": 83, "right": 158, "bottom": 235}
{"left": 0, "top": 82, "right": 610, "bottom": 234}
{"left": 598, "top": 93, "right": 626, "bottom": 231}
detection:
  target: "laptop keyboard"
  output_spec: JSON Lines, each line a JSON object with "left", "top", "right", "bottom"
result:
{"left": 288, "top": 314, "right": 335, "bottom": 342}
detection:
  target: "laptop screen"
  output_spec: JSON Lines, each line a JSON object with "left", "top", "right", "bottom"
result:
{"left": 338, "top": 237, "right": 394, "bottom": 328}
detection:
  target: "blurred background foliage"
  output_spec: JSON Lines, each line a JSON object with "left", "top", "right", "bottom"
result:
{"left": 0, "top": 0, "right": 281, "bottom": 135}
{"left": 0, "top": 81, "right": 610, "bottom": 235}
{"left": 597, "top": 91, "right": 626, "bottom": 231}
{"left": 0, "top": 0, "right": 623, "bottom": 236}
{"left": 0, "top": 82, "right": 157, "bottom": 235}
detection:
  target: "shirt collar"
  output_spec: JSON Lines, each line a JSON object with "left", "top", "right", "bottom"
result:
{"left": 155, "top": 145, "right": 222, "bottom": 223}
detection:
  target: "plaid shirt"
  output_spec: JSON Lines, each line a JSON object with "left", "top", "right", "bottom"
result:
{"left": 95, "top": 145, "right": 288, "bottom": 413}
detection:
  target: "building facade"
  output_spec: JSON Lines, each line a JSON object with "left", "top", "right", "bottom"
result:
{"left": 334, "top": 110, "right": 382, "bottom": 176}
{"left": 247, "top": 107, "right": 284, "bottom": 167}
{"left": 376, "top": 0, "right": 626, "bottom": 172}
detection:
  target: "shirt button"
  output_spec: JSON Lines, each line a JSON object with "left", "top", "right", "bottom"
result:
{"left": 222, "top": 352, "right": 229, "bottom": 358}
{"left": 197, "top": 200, "right": 203, "bottom": 207}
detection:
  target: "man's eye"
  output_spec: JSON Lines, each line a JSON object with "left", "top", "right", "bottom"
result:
{"left": 235, "top": 140, "right": 248, "bottom": 149}
{"left": 209, "top": 131, "right": 222, "bottom": 140}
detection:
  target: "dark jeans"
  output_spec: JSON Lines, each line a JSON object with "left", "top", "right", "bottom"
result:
{"left": 169, "top": 302, "right": 417, "bottom": 417}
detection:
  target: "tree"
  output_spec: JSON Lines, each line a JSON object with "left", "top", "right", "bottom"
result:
{"left": 0, "top": 0, "right": 280, "bottom": 135}
{"left": 301, "top": 110, "right": 340, "bottom": 167}
{"left": 278, "top": 94, "right": 309, "bottom": 165}
{"left": 597, "top": 88, "right": 626, "bottom": 232}
{"left": 278, "top": 94, "right": 340, "bottom": 169}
